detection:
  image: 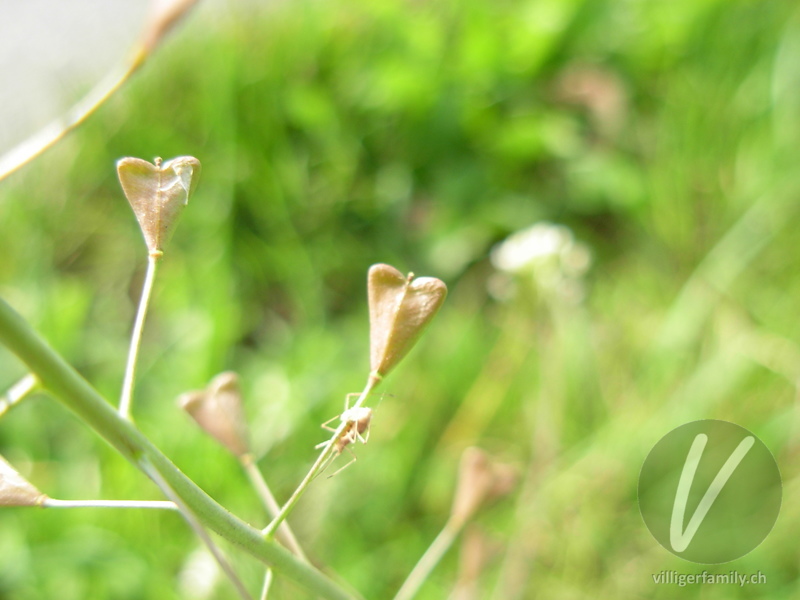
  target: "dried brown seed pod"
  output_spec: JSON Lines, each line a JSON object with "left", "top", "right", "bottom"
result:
{"left": 0, "top": 455, "right": 46, "bottom": 507}
{"left": 368, "top": 263, "right": 447, "bottom": 380}
{"left": 117, "top": 155, "right": 201, "bottom": 255}
{"left": 178, "top": 372, "right": 250, "bottom": 458}
{"left": 450, "top": 447, "right": 516, "bottom": 528}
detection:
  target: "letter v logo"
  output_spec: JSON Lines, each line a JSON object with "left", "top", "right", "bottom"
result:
{"left": 669, "top": 433, "right": 754, "bottom": 552}
{"left": 639, "top": 420, "right": 781, "bottom": 563}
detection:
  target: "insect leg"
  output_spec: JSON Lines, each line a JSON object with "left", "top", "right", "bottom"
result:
{"left": 343, "top": 392, "right": 360, "bottom": 412}
{"left": 320, "top": 414, "right": 340, "bottom": 433}
{"left": 355, "top": 426, "right": 370, "bottom": 445}
{"left": 327, "top": 446, "right": 358, "bottom": 478}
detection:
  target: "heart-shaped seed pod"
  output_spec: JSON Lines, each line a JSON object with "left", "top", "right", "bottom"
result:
{"left": 117, "top": 155, "right": 201, "bottom": 255}
{"left": 178, "top": 372, "right": 250, "bottom": 458}
{"left": 450, "top": 447, "right": 516, "bottom": 528}
{"left": 0, "top": 455, "right": 46, "bottom": 507}
{"left": 368, "top": 263, "right": 447, "bottom": 380}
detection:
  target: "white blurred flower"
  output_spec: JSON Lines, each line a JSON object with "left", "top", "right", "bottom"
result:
{"left": 489, "top": 222, "right": 592, "bottom": 303}
{"left": 178, "top": 548, "right": 219, "bottom": 600}
{"left": 490, "top": 222, "right": 589, "bottom": 274}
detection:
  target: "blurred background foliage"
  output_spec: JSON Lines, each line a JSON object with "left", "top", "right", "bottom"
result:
{"left": 1, "top": 0, "right": 800, "bottom": 597}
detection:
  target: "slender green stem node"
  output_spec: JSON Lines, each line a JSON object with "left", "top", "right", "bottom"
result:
{"left": 120, "top": 253, "right": 161, "bottom": 419}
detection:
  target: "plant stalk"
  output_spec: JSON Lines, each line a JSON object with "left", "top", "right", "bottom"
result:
{"left": 143, "top": 458, "right": 254, "bottom": 600}
{"left": 0, "top": 51, "right": 146, "bottom": 183}
{"left": 120, "top": 253, "right": 161, "bottom": 419}
{"left": 0, "top": 0, "right": 203, "bottom": 182}
{"left": 43, "top": 498, "right": 177, "bottom": 510}
{"left": 259, "top": 568, "right": 274, "bottom": 600}
{"left": 393, "top": 517, "right": 461, "bottom": 600}
{"left": 0, "top": 373, "right": 39, "bottom": 417}
{"left": 0, "top": 295, "right": 360, "bottom": 600}
{"left": 241, "top": 454, "right": 308, "bottom": 561}
{"left": 262, "top": 374, "right": 380, "bottom": 539}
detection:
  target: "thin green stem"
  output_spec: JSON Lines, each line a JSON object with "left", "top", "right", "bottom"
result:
{"left": 0, "top": 296, "right": 360, "bottom": 600}
{"left": 241, "top": 454, "right": 308, "bottom": 561}
{"left": 259, "top": 569, "right": 274, "bottom": 600}
{"left": 393, "top": 518, "right": 461, "bottom": 600}
{"left": 143, "top": 459, "right": 254, "bottom": 600}
{"left": 0, "top": 373, "right": 39, "bottom": 417}
{"left": 120, "top": 253, "right": 161, "bottom": 419}
{"left": 42, "top": 498, "right": 177, "bottom": 510}
{"left": 262, "top": 375, "right": 380, "bottom": 539}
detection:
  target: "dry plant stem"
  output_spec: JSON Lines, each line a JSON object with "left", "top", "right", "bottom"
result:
{"left": 0, "top": 296, "right": 360, "bottom": 600}
{"left": 393, "top": 517, "right": 462, "bottom": 600}
{"left": 120, "top": 252, "right": 162, "bottom": 419}
{"left": 0, "top": 373, "right": 39, "bottom": 417}
{"left": 0, "top": 51, "right": 146, "bottom": 182}
{"left": 143, "top": 459, "right": 255, "bottom": 600}
{"left": 0, "top": 0, "right": 201, "bottom": 182}
{"left": 43, "top": 498, "right": 177, "bottom": 510}
{"left": 241, "top": 454, "right": 309, "bottom": 561}
{"left": 262, "top": 373, "right": 381, "bottom": 539}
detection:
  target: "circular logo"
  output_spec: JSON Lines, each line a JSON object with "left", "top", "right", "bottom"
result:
{"left": 638, "top": 420, "right": 781, "bottom": 564}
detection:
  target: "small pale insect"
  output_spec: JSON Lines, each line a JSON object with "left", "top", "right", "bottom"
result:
{"left": 316, "top": 394, "right": 374, "bottom": 476}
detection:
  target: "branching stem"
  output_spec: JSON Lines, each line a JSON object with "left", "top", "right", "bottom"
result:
{"left": 262, "top": 374, "right": 380, "bottom": 539}
{"left": 0, "top": 295, "right": 360, "bottom": 600}
{"left": 241, "top": 455, "right": 308, "bottom": 561}
{"left": 143, "top": 459, "right": 254, "bottom": 600}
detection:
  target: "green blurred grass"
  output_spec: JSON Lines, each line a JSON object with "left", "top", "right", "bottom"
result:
{"left": 2, "top": 0, "right": 800, "bottom": 597}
